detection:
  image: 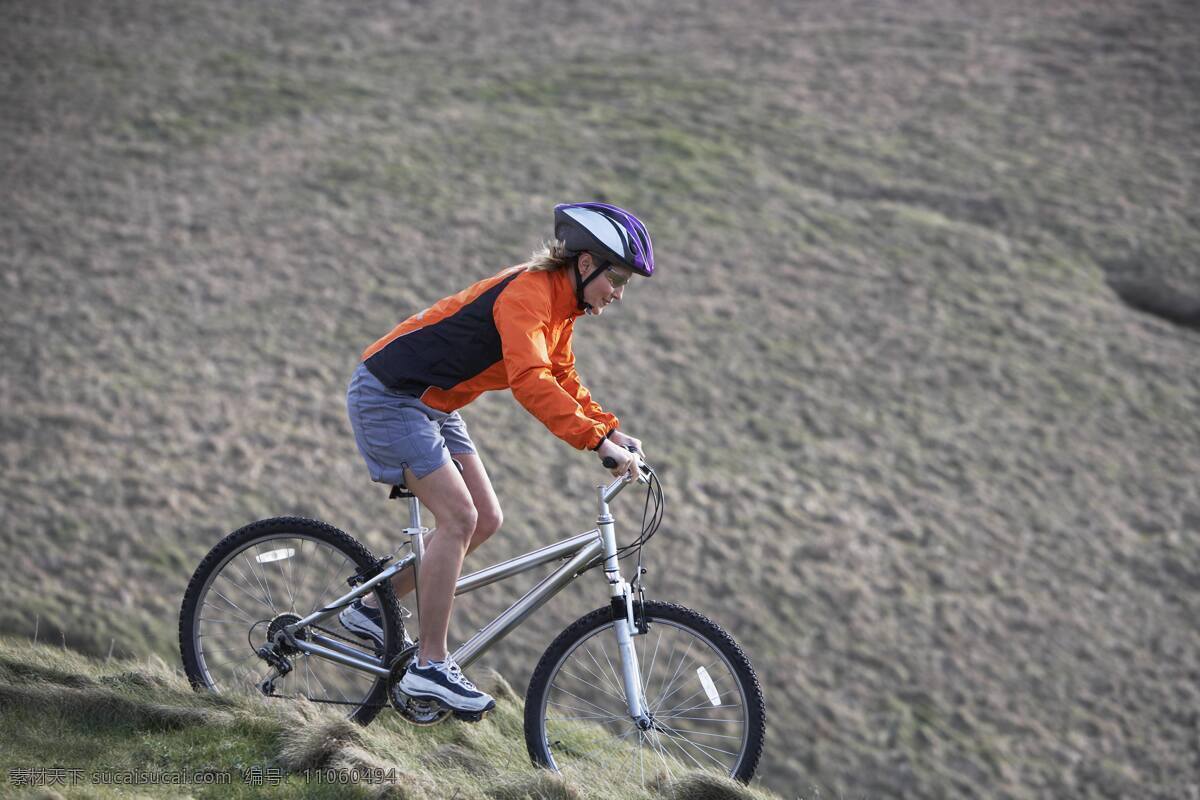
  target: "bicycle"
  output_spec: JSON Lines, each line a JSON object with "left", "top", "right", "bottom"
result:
{"left": 179, "top": 457, "right": 766, "bottom": 784}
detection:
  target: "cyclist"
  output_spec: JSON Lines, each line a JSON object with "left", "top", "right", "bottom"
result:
{"left": 341, "top": 202, "right": 654, "bottom": 715}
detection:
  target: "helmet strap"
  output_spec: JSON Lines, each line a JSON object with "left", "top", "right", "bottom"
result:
{"left": 572, "top": 254, "right": 609, "bottom": 312}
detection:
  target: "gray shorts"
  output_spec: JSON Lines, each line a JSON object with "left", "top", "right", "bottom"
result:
{"left": 346, "top": 362, "right": 476, "bottom": 484}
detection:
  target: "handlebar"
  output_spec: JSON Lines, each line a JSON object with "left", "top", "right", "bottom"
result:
{"left": 601, "top": 445, "right": 652, "bottom": 500}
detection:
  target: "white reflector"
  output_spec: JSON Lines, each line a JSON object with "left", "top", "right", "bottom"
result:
{"left": 696, "top": 666, "right": 721, "bottom": 706}
{"left": 256, "top": 548, "right": 295, "bottom": 563}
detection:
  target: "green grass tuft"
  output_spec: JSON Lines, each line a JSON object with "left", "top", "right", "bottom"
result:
{"left": 0, "top": 638, "right": 778, "bottom": 799}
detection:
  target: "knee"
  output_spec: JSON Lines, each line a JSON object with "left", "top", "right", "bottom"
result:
{"left": 440, "top": 503, "right": 479, "bottom": 544}
{"left": 474, "top": 504, "right": 503, "bottom": 543}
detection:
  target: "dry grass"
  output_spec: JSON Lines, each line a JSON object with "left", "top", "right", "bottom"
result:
{"left": 0, "top": 637, "right": 767, "bottom": 799}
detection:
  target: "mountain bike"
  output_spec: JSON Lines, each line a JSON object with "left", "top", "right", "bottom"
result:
{"left": 179, "top": 458, "right": 766, "bottom": 784}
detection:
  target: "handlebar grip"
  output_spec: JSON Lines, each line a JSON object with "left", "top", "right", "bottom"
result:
{"left": 602, "top": 444, "right": 643, "bottom": 472}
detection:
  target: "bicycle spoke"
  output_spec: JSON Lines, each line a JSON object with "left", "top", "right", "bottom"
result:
{"left": 656, "top": 713, "right": 744, "bottom": 723}
{"left": 653, "top": 723, "right": 723, "bottom": 771}
{"left": 546, "top": 704, "right": 624, "bottom": 724}
{"left": 639, "top": 728, "right": 645, "bottom": 786}
{"left": 654, "top": 677, "right": 706, "bottom": 713}
{"left": 655, "top": 674, "right": 737, "bottom": 718}
{"left": 312, "top": 554, "right": 352, "bottom": 617}
{"left": 557, "top": 666, "right": 628, "bottom": 705}
{"left": 583, "top": 640, "right": 627, "bottom": 705}
{"left": 275, "top": 538, "right": 298, "bottom": 614}
{"left": 248, "top": 544, "right": 280, "bottom": 616}
{"left": 547, "top": 690, "right": 625, "bottom": 720}
{"left": 597, "top": 639, "right": 629, "bottom": 707}
{"left": 646, "top": 636, "right": 683, "bottom": 709}
{"left": 188, "top": 530, "right": 384, "bottom": 720}
{"left": 205, "top": 588, "right": 259, "bottom": 624}
{"left": 205, "top": 649, "right": 259, "bottom": 666}
{"left": 535, "top": 610, "right": 758, "bottom": 787}
{"left": 200, "top": 601, "right": 256, "bottom": 626}
{"left": 223, "top": 557, "right": 276, "bottom": 613}
{"left": 202, "top": 644, "right": 257, "bottom": 658}
{"left": 198, "top": 616, "right": 251, "bottom": 626}
{"left": 202, "top": 653, "right": 261, "bottom": 684}
{"left": 638, "top": 624, "right": 662, "bottom": 702}
{"left": 651, "top": 639, "right": 695, "bottom": 717}
{"left": 658, "top": 699, "right": 743, "bottom": 718}
{"left": 652, "top": 656, "right": 730, "bottom": 715}
{"left": 547, "top": 713, "right": 627, "bottom": 722}
{"left": 657, "top": 720, "right": 739, "bottom": 758}
{"left": 656, "top": 728, "right": 743, "bottom": 740}
{"left": 572, "top": 642, "right": 619, "bottom": 691}
{"left": 646, "top": 729, "right": 678, "bottom": 780}
{"left": 304, "top": 662, "right": 338, "bottom": 703}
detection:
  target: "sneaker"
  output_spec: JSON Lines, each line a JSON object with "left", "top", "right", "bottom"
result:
{"left": 338, "top": 599, "right": 412, "bottom": 651}
{"left": 397, "top": 657, "right": 495, "bottom": 714}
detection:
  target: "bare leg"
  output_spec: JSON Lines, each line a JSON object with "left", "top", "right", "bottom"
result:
{"left": 365, "top": 454, "right": 503, "bottom": 601}
{"left": 412, "top": 497, "right": 472, "bottom": 663}
{"left": 371, "top": 455, "right": 503, "bottom": 664}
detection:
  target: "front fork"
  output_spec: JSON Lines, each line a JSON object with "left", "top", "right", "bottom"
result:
{"left": 597, "top": 486, "right": 652, "bottom": 728}
{"left": 612, "top": 580, "right": 652, "bottom": 728}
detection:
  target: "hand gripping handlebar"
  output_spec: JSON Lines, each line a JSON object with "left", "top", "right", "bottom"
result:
{"left": 601, "top": 445, "right": 651, "bottom": 483}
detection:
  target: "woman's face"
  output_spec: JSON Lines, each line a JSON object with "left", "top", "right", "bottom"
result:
{"left": 578, "top": 253, "right": 633, "bottom": 315}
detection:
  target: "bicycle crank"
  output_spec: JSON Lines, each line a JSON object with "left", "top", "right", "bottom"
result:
{"left": 387, "top": 653, "right": 451, "bottom": 726}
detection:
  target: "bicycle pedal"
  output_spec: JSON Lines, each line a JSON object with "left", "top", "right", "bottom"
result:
{"left": 452, "top": 706, "right": 492, "bottom": 723}
{"left": 398, "top": 693, "right": 490, "bottom": 723}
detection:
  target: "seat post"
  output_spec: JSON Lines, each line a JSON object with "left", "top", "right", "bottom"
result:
{"left": 407, "top": 495, "right": 423, "bottom": 531}
{"left": 404, "top": 496, "right": 427, "bottom": 619}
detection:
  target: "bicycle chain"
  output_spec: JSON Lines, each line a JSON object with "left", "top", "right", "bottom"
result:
{"left": 255, "top": 623, "right": 396, "bottom": 709}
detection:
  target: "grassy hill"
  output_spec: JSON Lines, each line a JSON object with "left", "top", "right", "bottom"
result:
{"left": 0, "top": 636, "right": 776, "bottom": 799}
{"left": 3, "top": 0, "right": 1199, "bottom": 797}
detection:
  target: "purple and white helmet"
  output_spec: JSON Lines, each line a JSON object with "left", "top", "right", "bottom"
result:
{"left": 554, "top": 202, "right": 655, "bottom": 277}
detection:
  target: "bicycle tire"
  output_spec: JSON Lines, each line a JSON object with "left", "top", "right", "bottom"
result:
{"left": 524, "top": 601, "right": 765, "bottom": 784}
{"left": 179, "top": 516, "right": 405, "bottom": 725}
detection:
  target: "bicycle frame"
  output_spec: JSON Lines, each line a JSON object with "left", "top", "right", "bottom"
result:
{"left": 275, "top": 467, "right": 649, "bottom": 722}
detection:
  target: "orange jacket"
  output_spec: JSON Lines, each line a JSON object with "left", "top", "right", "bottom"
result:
{"left": 361, "top": 266, "right": 619, "bottom": 450}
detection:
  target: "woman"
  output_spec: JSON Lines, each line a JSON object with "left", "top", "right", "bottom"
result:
{"left": 340, "top": 202, "right": 654, "bottom": 715}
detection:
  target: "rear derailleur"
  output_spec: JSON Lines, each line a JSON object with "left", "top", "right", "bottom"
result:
{"left": 255, "top": 613, "right": 306, "bottom": 695}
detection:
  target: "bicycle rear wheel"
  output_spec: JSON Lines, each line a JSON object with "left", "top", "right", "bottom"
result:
{"left": 524, "top": 601, "right": 766, "bottom": 785}
{"left": 179, "top": 516, "right": 405, "bottom": 724}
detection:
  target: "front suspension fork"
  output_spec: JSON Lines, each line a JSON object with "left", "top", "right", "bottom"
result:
{"left": 611, "top": 582, "right": 652, "bottom": 727}
{"left": 597, "top": 481, "right": 652, "bottom": 727}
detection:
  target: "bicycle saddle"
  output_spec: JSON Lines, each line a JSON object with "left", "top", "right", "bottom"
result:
{"left": 387, "top": 458, "right": 464, "bottom": 500}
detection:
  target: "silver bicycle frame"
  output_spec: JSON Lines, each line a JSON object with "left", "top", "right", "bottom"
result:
{"left": 281, "top": 469, "right": 644, "bottom": 686}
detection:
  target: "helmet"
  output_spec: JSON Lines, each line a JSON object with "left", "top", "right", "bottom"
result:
{"left": 554, "top": 202, "right": 655, "bottom": 277}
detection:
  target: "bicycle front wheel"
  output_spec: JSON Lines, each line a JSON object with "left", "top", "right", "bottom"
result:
{"left": 179, "top": 517, "right": 406, "bottom": 725}
{"left": 524, "top": 601, "right": 765, "bottom": 785}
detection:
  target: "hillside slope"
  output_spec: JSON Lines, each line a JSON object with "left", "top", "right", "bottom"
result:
{"left": 3, "top": 0, "right": 1199, "bottom": 797}
{"left": 0, "top": 637, "right": 774, "bottom": 799}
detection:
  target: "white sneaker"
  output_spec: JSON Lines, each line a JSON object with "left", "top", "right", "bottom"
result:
{"left": 397, "top": 657, "right": 495, "bottom": 714}
{"left": 338, "top": 599, "right": 412, "bottom": 651}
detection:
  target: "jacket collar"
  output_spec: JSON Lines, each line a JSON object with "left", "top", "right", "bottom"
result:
{"left": 551, "top": 266, "right": 585, "bottom": 321}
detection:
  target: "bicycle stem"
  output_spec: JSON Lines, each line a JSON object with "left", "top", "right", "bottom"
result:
{"left": 599, "top": 460, "right": 647, "bottom": 505}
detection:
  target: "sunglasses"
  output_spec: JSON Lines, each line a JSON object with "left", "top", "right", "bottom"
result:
{"left": 604, "top": 267, "right": 632, "bottom": 288}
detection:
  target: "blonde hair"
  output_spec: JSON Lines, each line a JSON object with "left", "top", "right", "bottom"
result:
{"left": 518, "top": 240, "right": 575, "bottom": 272}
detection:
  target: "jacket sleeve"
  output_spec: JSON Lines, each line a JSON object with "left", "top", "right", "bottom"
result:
{"left": 551, "top": 320, "right": 620, "bottom": 433}
{"left": 493, "top": 282, "right": 615, "bottom": 450}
